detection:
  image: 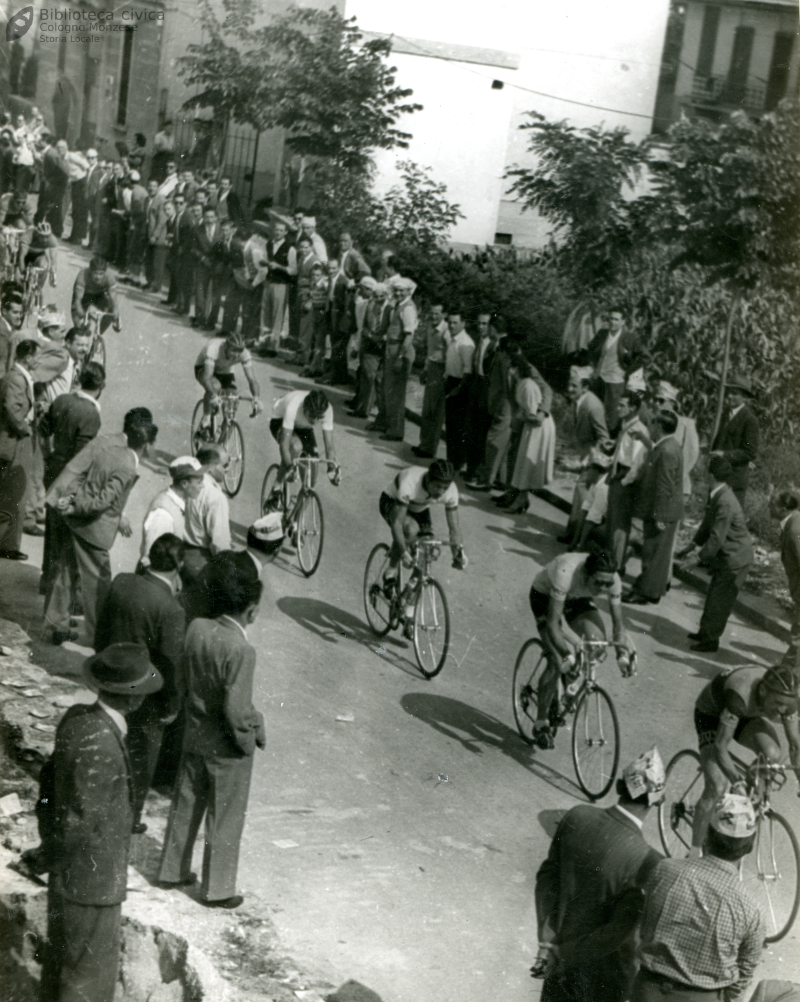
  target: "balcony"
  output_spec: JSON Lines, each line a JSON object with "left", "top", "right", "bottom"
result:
{"left": 690, "top": 74, "right": 767, "bottom": 114}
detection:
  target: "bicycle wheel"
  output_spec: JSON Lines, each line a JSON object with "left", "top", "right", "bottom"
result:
{"left": 221, "top": 421, "right": 245, "bottom": 497}
{"left": 363, "top": 543, "right": 393, "bottom": 637}
{"left": 658, "top": 749, "right": 702, "bottom": 858}
{"left": 87, "top": 335, "right": 106, "bottom": 371}
{"left": 512, "top": 639, "right": 549, "bottom": 744}
{"left": 260, "top": 464, "right": 281, "bottom": 515}
{"left": 296, "top": 490, "right": 324, "bottom": 576}
{"left": 413, "top": 578, "right": 450, "bottom": 678}
{"left": 572, "top": 685, "right": 620, "bottom": 800}
{"left": 190, "top": 400, "right": 205, "bottom": 456}
{"left": 740, "top": 809, "right": 800, "bottom": 943}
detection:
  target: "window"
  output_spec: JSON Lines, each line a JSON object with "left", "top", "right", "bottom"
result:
{"left": 765, "top": 32, "right": 795, "bottom": 110}
{"left": 116, "top": 25, "right": 135, "bottom": 127}
{"left": 723, "top": 26, "right": 755, "bottom": 105}
{"left": 695, "top": 5, "right": 720, "bottom": 78}
{"left": 494, "top": 233, "right": 512, "bottom": 246}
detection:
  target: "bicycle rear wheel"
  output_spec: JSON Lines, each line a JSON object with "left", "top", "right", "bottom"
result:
{"left": 658, "top": 749, "right": 702, "bottom": 858}
{"left": 572, "top": 685, "right": 620, "bottom": 800}
{"left": 363, "top": 543, "right": 393, "bottom": 637}
{"left": 190, "top": 400, "right": 205, "bottom": 456}
{"left": 296, "top": 490, "right": 324, "bottom": 576}
{"left": 221, "top": 421, "right": 245, "bottom": 497}
{"left": 261, "top": 464, "right": 281, "bottom": 515}
{"left": 413, "top": 578, "right": 449, "bottom": 678}
{"left": 512, "top": 639, "right": 548, "bottom": 744}
{"left": 740, "top": 809, "right": 800, "bottom": 943}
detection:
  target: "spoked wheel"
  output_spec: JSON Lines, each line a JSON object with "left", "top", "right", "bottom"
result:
{"left": 572, "top": 685, "right": 620, "bottom": 800}
{"left": 221, "top": 421, "right": 245, "bottom": 497}
{"left": 512, "top": 639, "right": 548, "bottom": 744}
{"left": 413, "top": 578, "right": 450, "bottom": 679}
{"left": 740, "top": 810, "right": 800, "bottom": 943}
{"left": 296, "top": 490, "right": 324, "bottom": 577}
{"left": 190, "top": 400, "right": 205, "bottom": 456}
{"left": 658, "top": 749, "right": 702, "bottom": 858}
{"left": 261, "top": 464, "right": 281, "bottom": 516}
{"left": 87, "top": 335, "right": 106, "bottom": 371}
{"left": 363, "top": 543, "right": 393, "bottom": 637}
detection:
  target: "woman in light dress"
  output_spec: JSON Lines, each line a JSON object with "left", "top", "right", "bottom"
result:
{"left": 498, "top": 351, "right": 555, "bottom": 513}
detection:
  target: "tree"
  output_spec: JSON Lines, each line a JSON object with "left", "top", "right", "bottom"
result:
{"left": 179, "top": 2, "right": 421, "bottom": 174}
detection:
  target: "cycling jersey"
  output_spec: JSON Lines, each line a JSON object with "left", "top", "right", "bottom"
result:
{"left": 532, "top": 552, "right": 622, "bottom": 603}
{"left": 696, "top": 667, "right": 799, "bottom": 726}
{"left": 73, "top": 268, "right": 115, "bottom": 301}
{"left": 196, "top": 338, "right": 252, "bottom": 375}
{"left": 273, "top": 390, "right": 334, "bottom": 433}
{"left": 385, "top": 466, "right": 458, "bottom": 514}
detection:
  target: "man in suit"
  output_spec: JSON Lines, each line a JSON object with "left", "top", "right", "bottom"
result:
{"left": 463, "top": 311, "right": 499, "bottom": 486}
{"left": 441, "top": 309, "right": 475, "bottom": 469}
{"left": 259, "top": 219, "right": 296, "bottom": 353}
{"left": 624, "top": 410, "right": 684, "bottom": 605}
{"left": 144, "top": 180, "right": 169, "bottom": 293}
{"left": 0, "top": 291, "right": 24, "bottom": 375}
{"left": 711, "top": 372, "right": 759, "bottom": 512}
{"left": 0, "top": 339, "right": 39, "bottom": 561}
{"left": 654, "top": 381, "right": 699, "bottom": 500}
{"left": 42, "top": 139, "right": 72, "bottom": 238}
{"left": 771, "top": 490, "right": 800, "bottom": 670}
{"left": 582, "top": 306, "right": 643, "bottom": 435}
{"left": 83, "top": 149, "right": 101, "bottom": 248}
{"left": 44, "top": 407, "right": 158, "bottom": 647}
{"left": 35, "top": 644, "right": 163, "bottom": 1002}
{"left": 94, "top": 535, "right": 186, "bottom": 828}
{"left": 560, "top": 366, "right": 610, "bottom": 544}
{"left": 158, "top": 569, "right": 265, "bottom": 909}
{"left": 412, "top": 302, "right": 449, "bottom": 458}
{"left": 191, "top": 205, "right": 219, "bottom": 329}
{"left": 534, "top": 747, "right": 665, "bottom": 1002}
{"left": 208, "top": 217, "right": 237, "bottom": 332}
{"left": 125, "top": 171, "right": 149, "bottom": 285}
{"left": 677, "top": 455, "right": 754, "bottom": 653}
{"left": 214, "top": 176, "right": 243, "bottom": 229}
{"left": 171, "top": 194, "right": 194, "bottom": 316}
{"left": 322, "top": 232, "right": 371, "bottom": 384}
{"left": 605, "top": 389, "right": 649, "bottom": 573}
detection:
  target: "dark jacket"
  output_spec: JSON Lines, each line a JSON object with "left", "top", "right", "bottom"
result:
{"left": 636, "top": 435, "right": 684, "bottom": 524}
{"left": 693, "top": 483, "right": 754, "bottom": 573}
{"left": 42, "top": 146, "right": 70, "bottom": 192}
{"left": 192, "top": 221, "right": 219, "bottom": 266}
{"left": 582, "top": 326, "right": 643, "bottom": 380}
{"left": 712, "top": 405, "right": 759, "bottom": 494}
{"left": 574, "top": 389, "right": 610, "bottom": 456}
{"left": 41, "top": 391, "right": 102, "bottom": 488}
{"left": 780, "top": 510, "right": 800, "bottom": 607}
{"left": 0, "top": 364, "right": 34, "bottom": 462}
{"left": 536, "top": 804, "right": 662, "bottom": 1002}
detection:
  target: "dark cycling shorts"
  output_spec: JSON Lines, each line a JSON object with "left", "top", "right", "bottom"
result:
{"left": 24, "top": 251, "right": 48, "bottom": 269}
{"left": 529, "top": 586, "right": 597, "bottom": 629}
{"left": 269, "top": 417, "right": 318, "bottom": 457}
{"left": 379, "top": 492, "right": 434, "bottom": 534}
{"left": 694, "top": 708, "right": 748, "bottom": 749}
{"left": 194, "top": 365, "right": 235, "bottom": 391}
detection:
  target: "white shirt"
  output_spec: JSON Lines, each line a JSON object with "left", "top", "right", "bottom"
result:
{"left": 184, "top": 473, "right": 231, "bottom": 553}
{"left": 147, "top": 568, "right": 178, "bottom": 595}
{"left": 41, "top": 354, "right": 75, "bottom": 406}
{"left": 614, "top": 803, "right": 643, "bottom": 830}
{"left": 710, "top": 483, "right": 725, "bottom": 500}
{"left": 474, "top": 336, "right": 492, "bottom": 377}
{"left": 729, "top": 403, "right": 744, "bottom": 419}
{"left": 97, "top": 699, "right": 127, "bottom": 736}
{"left": 141, "top": 487, "right": 186, "bottom": 559}
{"left": 220, "top": 614, "right": 248, "bottom": 640}
{"left": 75, "top": 388, "right": 101, "bottom": 413}
{"left": 444, "top": 330, "right": 475, "bottom": 379}
{"left": 273, "top": 390, "right": 334, "bottom": 432}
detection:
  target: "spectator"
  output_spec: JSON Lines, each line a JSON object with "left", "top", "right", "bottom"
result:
{"left": 443, "top": 309, "right": 475, "bottom": 472}
{"left": 214, "top": 176, "right": 243, "bottom": 230}
{"left": 710, "top": 372, "right": 759, "bottom": 512}
{"left": 182, "top": 444, "right": 232, "bottom": 583}
{"left": 605, "top": 389, "right": 649, "bottom": 573}
{"left": 347, "top": 279, "right": 386, "bottom": 419}
{"left": 144, "top": 180, "right": 169, "bottom": 293}
{"left": 559, "top": 366, "right": 610, "bottom": 545}
{"left": 156, "top": 158, "right": 179, "bottom": 199}
{"left": 127, "top": 132, "right": 148, "bottom": 176}
{"left": 63, "top": 326, "right": 93, "bottom": 390}
{"left": 295, "top": 233, "right": 322, "bottom": 369}
{"left": 164, "top": 192, "right": 186, "bottom": 305}
{"left": 413, "top": 301, "right": 449, "bottom": 459}
{"left": 475, "top": 320, "right": 518, "bottom": 490}
{"left": 175, "top": 168, "right": 198, "bottom": 205}
{"left": 107, "top": 162, "right": 128, "bottom": 268}
{"left": 208, "top": 216, "right": 237, "bottom": 330}
{"left": 676, "top": 455, "right": 754, "bottom": 653}
{"left": 224, "top": 221, "right": 268, "bottom": 344}
{"left": 123, "top": 170, "right": 149, "bottom": 285}
{"left": 151, "top": 122, "right": 174, "bottom": 184}
{"left": 301, "top": 214, "right": 327, "bottom": 263}
{"left": 655, "top": 381, "right": 700, "bottom": 500}
{"left": 157, "top": 570, "right": 265, "bottom": 909}
{"left": 42, "top": 139, "right": 72, "bottom": 238}
{"left": 83, "top": 148, "right": 102, "bottom": 249}
{"left": 261, "top": 219, "right": 296, "bottom": 354}
{"left": 12, "top": 115, "right": 36, "bottom": 194}
{"left": 302, "top": 261, "right": 331, "bottom": 377}
{"left": 92, "top": 160, "right": 114, "bottom": 257}
{"left": 44, "top": 407, "right": 158, "bottom": 646}
{"left": 378, "top": 276, "right": 417, "bottom": 442}
{"left": 0, "top": 339, "right": 39, "bottom": 561}
{"left": 139, "top": 455, "right": 204, "bottom": 566}
{"left": 324, "top": 232, "right": 370, "bottom": 386}
{"left": 0, "top": 291, "right": 25, "bottom": 375}
{"left": 172, "top": 194, "right": 197, "bottom": 316}
{"left": 65, "top": 146, "right": 90, "bottom": 245}
{"left": 191, "top": 205, "right": 219, "bottom": 330}
{"left": 570, "top": 445, "right": 614, "bottom": 552}
{"left": 583, "top": 305, "right": 643, "bottom": 435}
{"left": 463, "top": 310, "right": 497, "bottom": 484}
{"left": 770, "top": 490, "right": 800, "bottom": 671}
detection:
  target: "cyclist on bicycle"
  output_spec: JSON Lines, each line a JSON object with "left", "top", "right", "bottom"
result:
{"left": 269, "top": 389, "right": 339, "bottom": 491}
{"left": 379, "top": 460, "right": 467, "bottom": 583}
{"left": 71, "top": 256, "right": 121, "bottom": 335}
{"left": 194, "top": 330, "right": 263, "bottom": 434}
{"left": 529, "top": 549, "right": 635, "bottom": 749}
{"left": 691, "top": 664, "right": 800, "bottom": 853}
{"left": 18, "top": 220, "right": 57, "bottom": 292}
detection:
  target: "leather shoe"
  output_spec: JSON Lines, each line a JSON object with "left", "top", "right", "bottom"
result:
{"left": 23, "top": 523, "right": 45, "bottom": 537}
{"left": 158, "top": 872, "right": 197, "bottom": 888}
{"left": 687, "top": 631, "right": 703, "bottom": 641}
{"left": 690, "top": 640, "right": 719, "bottom": 653}
{"left": 0, "top": 549, "right": 28, "bottom": 560}
{"left": 52, "top": 630, "right": 79, "bottom": 645}
{"left": 131, "top": 822, "right": 148, "bottom": 835}
{"left": 203, "top": 894, "right": 243, "bottom": 909}
{"left": 411, "top": 446, "right": 433, "bottom": 458}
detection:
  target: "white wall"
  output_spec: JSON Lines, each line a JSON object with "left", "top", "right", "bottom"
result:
{"left": 347, "top": 0, "right": 671, "bottom": 247}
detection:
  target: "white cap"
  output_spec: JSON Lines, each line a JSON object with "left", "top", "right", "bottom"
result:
{"left": 129, "top": 170, "right": 141, "bottom": 183}
{"left": 169, "top": 455, "right": 201, "bottom": 473}
{"left": 86, "top": 148, "right": 98, "bottom": 158}
{"left": 626, "top": 368, "right": 647, "bottom": 393}
{"left": 570, "top": 365, "right": 594, "bottom": 383}
{"left": 710, "top": 792, "right": 756, "bottom": 839}
{"left": 622, "top": 747, "right": 666, "bottom": 805}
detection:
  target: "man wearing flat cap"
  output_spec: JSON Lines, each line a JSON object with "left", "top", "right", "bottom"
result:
{"left": 711, "top": 372, "right": 760, "bottom": 512}
{"left": 35, "top": 643, "right": 163, "bottom": 1002}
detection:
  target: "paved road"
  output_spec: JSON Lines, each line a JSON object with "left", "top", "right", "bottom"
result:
{"left": 12, "top": 243, "right": 800, "bottom": 1001}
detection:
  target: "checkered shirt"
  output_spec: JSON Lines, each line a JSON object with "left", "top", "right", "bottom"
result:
{"left": 639, "top": 856, "right": 764, "bottom": 1000}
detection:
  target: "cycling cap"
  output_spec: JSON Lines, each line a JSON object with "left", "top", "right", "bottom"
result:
{"left": 38, "top": 307, "right": 65, "bottom": 331}
{"left": 303, "top": 389, "right": 329, "bottom": 422}
{"left": 762, "top": 664, "right": 800, "bottom": 697}
{"left": 169, "top": 455, "right": 203, "bottom": 482}
{"left": 35, "top": 221, "right": 51, "bottom": 236}
{"left": 225, "top": 331, "right": 246, "bottom": 352}
{"left": 622, "top": 747, "right": 665, "bottom": 805}
{"left": 247, "top": 513, "right": 284, "bottom": 556}
{"left": 710, "top": 792, "right": 756, "bottom": 839}
{"left": 428, "top": 459, "right": 455, "bottom": 485}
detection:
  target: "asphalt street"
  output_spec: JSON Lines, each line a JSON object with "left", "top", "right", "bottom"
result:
{"left": 7, "top": 242, "right": 800, "bottom": 1002}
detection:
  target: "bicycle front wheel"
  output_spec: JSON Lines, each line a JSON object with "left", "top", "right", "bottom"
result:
{"left": 413, "top": 578, "right": 450, "bottom": 678}
{"left": 88, "top": 336, "right": 106, "bottom": 371}
{"left": 572, "top": 685, "right": 620, "bottom": 800}
{"left": 740, "top": 809, "right": 800, "bottom": 943}
{"left": 260, "top": 464, "right": 281, "bottom": 515}
{"left": 296, "top": 490, "right": 324, "bottom": 576}
{"left": 512, "top": 639, "right": 548, "bottom": 744}
{"left": 221, "top": 421, "right": 245, "bottom": 497}
{"left": 658, "top": 749, "right": 702, "bottom": 858}
{"left": 190, "top": 400, "right": 205, "bottom": 456}
{"left": 363, "top": 543, "right": 393, "bottom": 637}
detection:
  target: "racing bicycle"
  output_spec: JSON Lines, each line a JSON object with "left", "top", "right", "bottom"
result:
{"left": 363, "top": 537, "right": 451, "bottom": 678}
{"left": 0, "top": 226, "right": 22, "bottom": 284}
{"left": 658, "top": 750, "right": 800, "bottom": 943}
{"left": 512, "top": 630, "right": 634, "bottom": 799}
{"left": 191, "top": 388, "right": 254, "bottom": 498}
{"left": 260, "top": 456, "right": 340, "bottom": 577}
{"left": 77, "top": 308, "right": 118, "bottom": 371}
{"left": 22, "top": 264, "right": 46, "bottom": 322}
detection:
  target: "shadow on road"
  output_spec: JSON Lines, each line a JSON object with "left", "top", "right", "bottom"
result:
{"left": 729, "top": 638, "right": 782, "bottom": 664}
{"left": 654, "top": 649, "right": 734, "bottom": 681}
{"left": 485, "top": 522, "right": 562, "bottom": 566}
{"left": 400, "top": 692, "right": 589, "bottom": 802}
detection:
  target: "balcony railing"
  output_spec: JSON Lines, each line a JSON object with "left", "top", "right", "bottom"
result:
{"left": 690, "top": 74, "right": 766, "bottom": 113}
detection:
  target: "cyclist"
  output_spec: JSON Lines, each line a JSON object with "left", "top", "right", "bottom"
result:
{"left": 71, "top": 255, "right": 121, "bottom": 335}
{"left": 194, "top": 330, "right": 263, "bottom": 436}
{"left": 380, "top": 459, "right": 467, "bottom": 582}
{"left": 690, "top": 663, "right": 800, "bottom": 853}
{"left": 269, "top": 389, "right": 339, "bottom": 491}
{"left": 529, "top": 549, "right": 635, "bottom": 749}
{"left": 18, "top": 220, "right": 57, "bottom": 295}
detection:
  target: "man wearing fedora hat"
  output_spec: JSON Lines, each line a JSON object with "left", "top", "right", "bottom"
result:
{"left": 711, "top": 372, "right": 759, "bottom": 512}
{"left": 37, "top": 643, "right": 162, "bottom": 1002}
